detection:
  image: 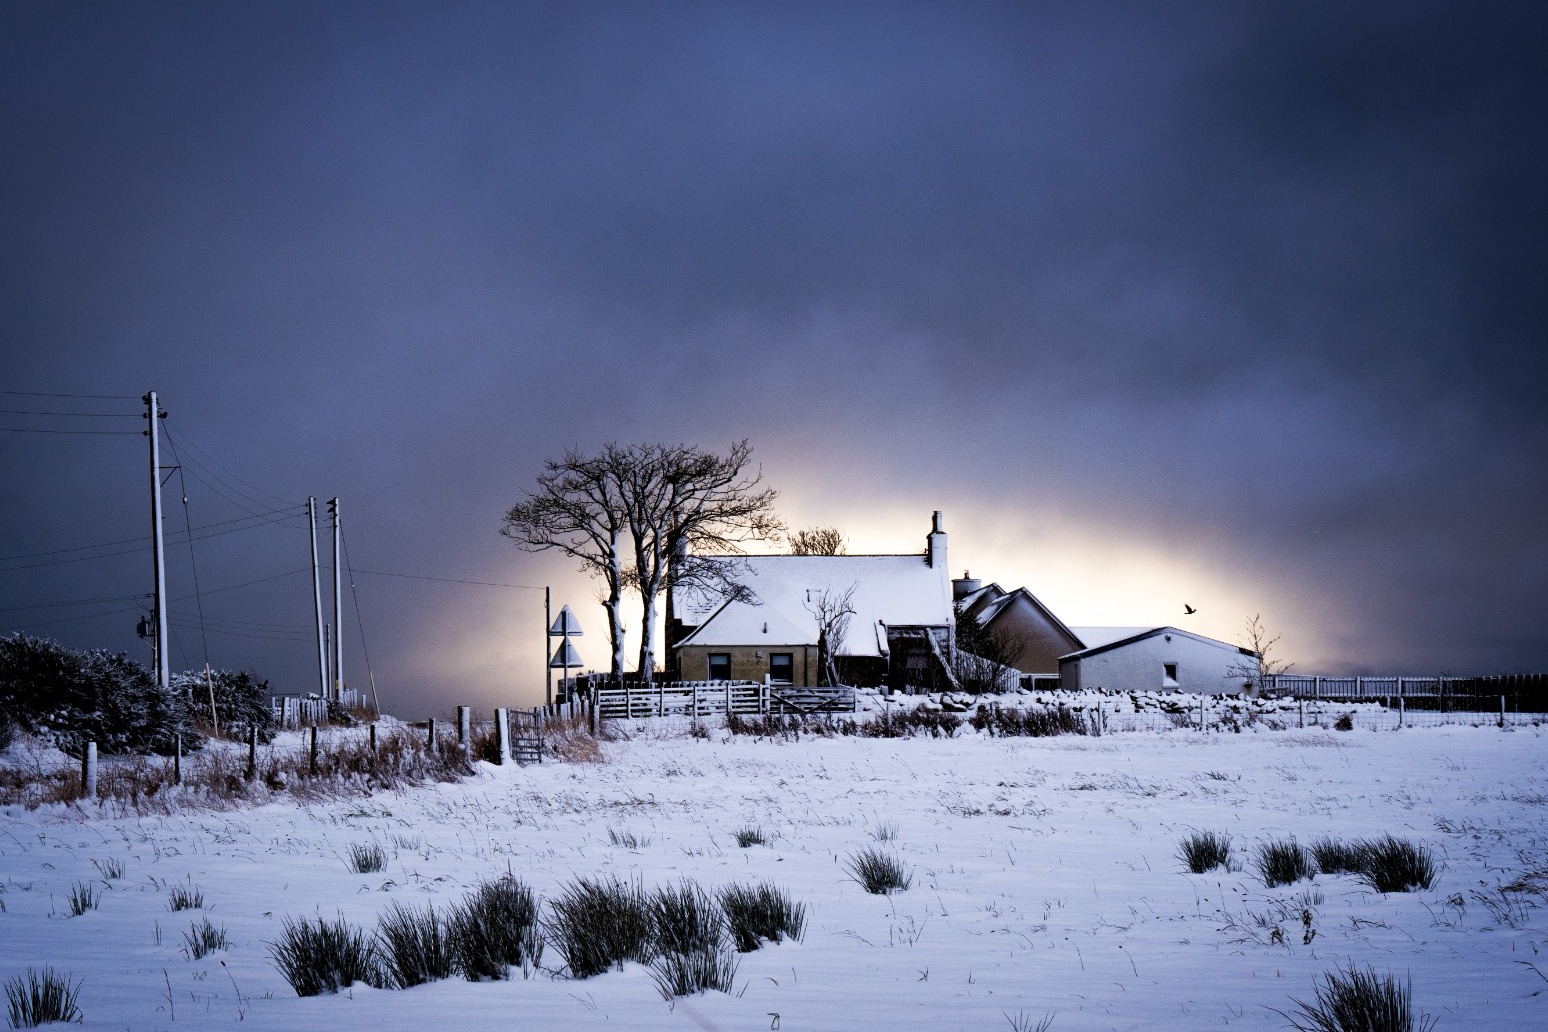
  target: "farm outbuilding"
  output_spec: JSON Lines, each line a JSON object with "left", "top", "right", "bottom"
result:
{"left": 1058, "top": 626, "right": 1258, "bottom": 695}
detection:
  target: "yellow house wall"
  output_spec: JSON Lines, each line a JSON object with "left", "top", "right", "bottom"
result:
{"left": 675, "top": 645, "right": 820, "bottom": 686}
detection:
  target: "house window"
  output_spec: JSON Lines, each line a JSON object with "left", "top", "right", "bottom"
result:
{"left": 708, "top": 653, "right": 731, "bottom": 681}
{"left": 769, "top": 653, "right": 793, "bottom": 684}
{"left": 1163, "top": 662, "right": 1179, "bottom": 687}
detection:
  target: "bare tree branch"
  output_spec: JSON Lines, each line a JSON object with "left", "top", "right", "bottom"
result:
{"left": 789, "top": 526, "right": 847, "bottom": 556}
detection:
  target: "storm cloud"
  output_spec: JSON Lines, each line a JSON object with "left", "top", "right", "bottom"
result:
{"left": 3, "top": 2, "right": 1545, "bottom": 715}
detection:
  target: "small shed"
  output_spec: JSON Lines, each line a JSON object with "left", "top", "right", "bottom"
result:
{"left": 1058, "top": 626, "right": 1257, "bottom": 695}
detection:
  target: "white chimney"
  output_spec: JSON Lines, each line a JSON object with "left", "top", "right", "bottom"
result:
{"left": 926, "top": 511, "right": 946, "bottom": 569}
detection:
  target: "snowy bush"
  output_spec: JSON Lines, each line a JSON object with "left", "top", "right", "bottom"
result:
{"left": 0, "top": 634, "right": 199, "bottom": 755}
{"left": 170, "top": 668, "right": 275, "bottom": 742}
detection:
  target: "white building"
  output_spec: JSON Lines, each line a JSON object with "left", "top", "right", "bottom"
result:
{"left": 1058, "top": 626, "right": 1257, "bottom": 695}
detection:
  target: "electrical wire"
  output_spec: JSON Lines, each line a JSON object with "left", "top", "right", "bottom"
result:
{"left": 1, "top": 390, "right": 140, "bottom": 399}
{"left": 349, "top": 567, "right": 544, "bottom": 590}
{"left": 162, "top": 421, "right": 304, "bottom": 512}
{"left": 340, "top": 526, "right": 381, "bottom": 713}
{"left": 162, "top": 429, "right": 211, "bottom": 675}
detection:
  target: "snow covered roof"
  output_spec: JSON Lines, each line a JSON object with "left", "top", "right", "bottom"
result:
{"left": 1060, "top": 625, "right": 1256, "bottom": 661}
{"left": 1068, "top": 626, "right": 1154, "bottom": 651}
{"left": 674, "top": 554, "right": 951, "bottom": 657}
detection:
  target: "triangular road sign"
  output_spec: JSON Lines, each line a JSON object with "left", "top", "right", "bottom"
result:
{"left": 548, "top": 605, "right": 583, "bottom": 637}
{"left": 548, "top": 639, "right": 584, "bottom": 668}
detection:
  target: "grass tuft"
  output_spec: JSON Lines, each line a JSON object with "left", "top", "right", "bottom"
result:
{"left": 732, "top": 825, "right": 767, "bottom": 848}
{"left": 846, "top": 847, "right": 913, "bottom": 894}
{"left": 1308, "top": 837, "right": 1369, "bottom": 876}
{"left": 1256, "top": 839, "right": 1315, "bottom": 887}
{"left": 606, "top": 828, "right": 651, "bottom": 849}
{"left": 4, "top": 967, "right": 82, "bottom": 1028}
{"left": 1177, "top": 831, "right": 1232, "bottom": 874}
{"left": 448, "top": 875, "right": 542, "bottom": 981}
{"left": 651, "top": 881, "right": 725, "bottom": 956}
{"left": 717, "top": 882, "right": 806, "bottom": 952}
{"left": 92, "top": 857, "right": 125, "bottom": 880}
{"left": 1360, "top": 835, "right": 1437, "bottom": 893}
{"left": 345, "top": 842, "right": 386, "bottom": 874}
{"left": 167, "top": 883, "right": 204, "bottom": 912}
{"left": 66, "top": 882, "right": 98, "bottom": 916}
{"left": 376, "top": 901, "right": 456, "bottom": 988}
{"left": 649, "top": 945, "right": 739, "bottom": 998}
{"left": 1282, "top": 964, "right": 1436, "bottom": 1032}
{"left": 182, "top": 917, "right": 229, "bottom": 959}
{"left": 546, "top": 876, "right": 655, "bottom": 979}
{"left": 267, "top": 916, "right": 385, "bottom": 996}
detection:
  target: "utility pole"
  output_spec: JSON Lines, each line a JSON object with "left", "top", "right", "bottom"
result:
{"left": 308, "top": 498, "right": 328, "bottom": 698}
{"left": 143, "top": 391, "right": 170, "bottom": 691}
{"left": 330, "top": 497, "right": 343, "bottom": 702}
{"left": 545, "top": 586, "right": 552, "bottom": 708}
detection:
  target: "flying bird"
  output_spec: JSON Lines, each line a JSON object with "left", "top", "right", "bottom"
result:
{"left": 1183, "top": 604, "right": 1197, "bottom": 615}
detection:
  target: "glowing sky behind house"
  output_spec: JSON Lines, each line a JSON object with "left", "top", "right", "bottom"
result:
{"left": 3, "top": 2, "right": 1545, "bottom": 717}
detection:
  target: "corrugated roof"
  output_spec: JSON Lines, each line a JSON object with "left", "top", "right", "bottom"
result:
{"left": 675, "top": 554, "right": 951, "bottom": 656}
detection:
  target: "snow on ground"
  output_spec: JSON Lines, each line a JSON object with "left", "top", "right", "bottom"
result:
{"left": 2, "top": 722, "right": 1546, "bottom": 1031}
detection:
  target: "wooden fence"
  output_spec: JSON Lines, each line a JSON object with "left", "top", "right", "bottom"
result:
{"left": 1262, "top": 673, "right": 1548, "bottom": 712}
{"left": 270, "top": 689, "right": 362, "bottom": 728}
{"left": 585, "top": 679, "right": 856, "bottom": 720}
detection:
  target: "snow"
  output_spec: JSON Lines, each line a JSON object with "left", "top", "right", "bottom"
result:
{"left": 3, "top": 720, "right": 1546, "bottom": 1030}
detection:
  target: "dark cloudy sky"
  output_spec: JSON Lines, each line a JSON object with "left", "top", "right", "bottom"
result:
{"left": 3, "top": 2, "right": 1545, "bottom": 717}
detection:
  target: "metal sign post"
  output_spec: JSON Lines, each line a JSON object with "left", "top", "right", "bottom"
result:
{"left": 548, "top": 605, "right": 584, "bottom": 705}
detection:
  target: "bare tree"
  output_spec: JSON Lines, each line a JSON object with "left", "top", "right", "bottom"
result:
{"left": 952, "top": 606, "right": 1027, "bottom": 694}
{"left": 804, "top": 584, "right": 857, "bottom": 687}
{"left": 500, "top": 447, "right": 631, "bottom": 677}
{"left": 620, "top": 441, "right": 784, "bottom": 681}
{"left": 789, "top": 526, "right": 847, "bottom": 556}
{"left": 1232, "top": 613, "right": 1293, "bottom": 694}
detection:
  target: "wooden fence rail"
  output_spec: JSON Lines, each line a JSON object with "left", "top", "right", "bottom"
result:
{"left": 584, "top": 679, "right": 856, "bottom": 720}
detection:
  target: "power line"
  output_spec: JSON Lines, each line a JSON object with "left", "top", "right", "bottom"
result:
{"left": 0, "top": 592, "right": 145, "bottom": 614}
{"left": 0, "top": 427, "right": 141, "bottom": 435}
{"left": 4, "top": 604, "right": 141, "bottom": 632}
{"left": 1, "top": 390, "right": 140, "bottom": 399}
{"left": 0, "top": 409, "right": 139, "bottom": 418}
{"left": 162, "top": 421, "right": 302, "bottom": 511}
{"left": 171, "top": 567, "right": 311, "bottom": 600}
{"left": 163, "top": 431, "right": 211, "bottom": 673}
{"left": 0, "top": 509, "right": 305, "bottom": 573}
{"left": 349, "top": 567, "right": 544, "bottom": 590}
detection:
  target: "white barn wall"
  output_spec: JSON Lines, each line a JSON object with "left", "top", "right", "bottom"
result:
{"left": 1061, "top": 630, "right": 1252, "bottom": 695}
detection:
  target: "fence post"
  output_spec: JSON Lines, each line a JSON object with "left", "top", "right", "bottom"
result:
{"left": 309, "top": 726, "right": 319, "bottom": 773}
{"left": 246, "top": 725, "right": 257, "bottom": 779}
{"left": 427, "top": 717, "right": 436, "bottom": 748}
{"left": 1199, "top": 695, "right": 1206, "bottom": 731}
{"left": 658, "top": 679, "right": 664, "bottom": 717}
{"left": 458, "top": 706, "right": 471, "bottom": 754}
{"left": 81, "top": 741, "right": 97, "bottom": 799}
{"left": 1500, "top": 694, "right": 1507, "bottom": 728}
{"left": 173, "top": 733, "right": 183, "bottom": 785}
{"left": 589, "top": 682, "right": 597, "bottom": 736}
{"left": 1298, "top": 699, "right": 1304, "bottom": 729}
{"left": 494, "top": 707, "right": 510, "bottom": 765}
{"left": 1398, "top": 686, "right": 1405, "bottom": 729}
{"left": 369, "top": 723, "right": 378, "bottom": 755}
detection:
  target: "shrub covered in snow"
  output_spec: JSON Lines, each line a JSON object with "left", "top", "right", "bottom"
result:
{"left": 0, "top": 634, "right": 199, "bottom": 755}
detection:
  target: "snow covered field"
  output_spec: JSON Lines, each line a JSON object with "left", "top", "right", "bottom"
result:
{"left": 3, "top": 722, "right": 1545, "bottom": 1030}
